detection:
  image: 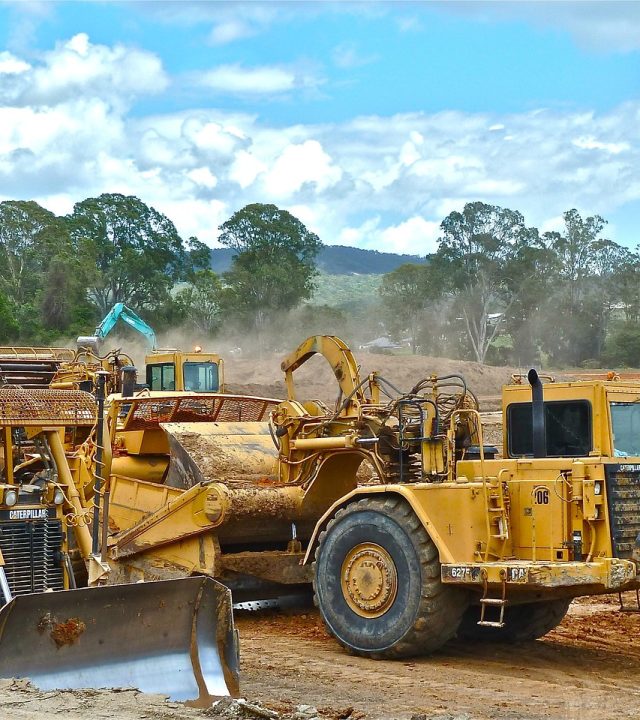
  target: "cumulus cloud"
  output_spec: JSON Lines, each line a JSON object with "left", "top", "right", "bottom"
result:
{"left": 0, "top": 51, "right": 30, "bottom": 74}
{"left": 0, "top": 34, "right": 639, "bottom": 252}
{"left": 0, "top": 33, "right": 168, "bottom": 108}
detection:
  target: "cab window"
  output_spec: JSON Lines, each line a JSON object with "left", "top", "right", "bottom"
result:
{"left": 147, "top": 363, "right": 175, "bottom": 391}
{"left": 183, "top": 362, "right": 219, "bottom": 392}
{"left": 610, "top": 403, "right": 640, "bottom": 457}
{"left": 507, "top": 400, "right": 592, "bottom": 457}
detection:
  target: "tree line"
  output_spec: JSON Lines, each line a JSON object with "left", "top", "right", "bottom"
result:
{"left": 0, "top": 196, "right": 320, "bottom": 352}
{"left": 0, "top": 193, "right": 638, "bottom": 368}
{"left": 380, "top": 202, "right": 640, "bottom": 368}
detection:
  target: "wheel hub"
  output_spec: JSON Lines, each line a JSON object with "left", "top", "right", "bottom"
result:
{"left": 341, "top": 543, "right": 398, "bottom": 618}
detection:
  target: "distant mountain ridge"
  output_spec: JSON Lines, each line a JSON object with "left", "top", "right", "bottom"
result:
{"left": 209, "top": 245, "right": 425, "bottom": 275}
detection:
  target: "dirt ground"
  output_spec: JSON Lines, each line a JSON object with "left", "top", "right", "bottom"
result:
{"left": 2, "top": 592, "right": 639, "bottom": 720}
{"left": 225, "top": 351, "right": 520, "bottom": 411}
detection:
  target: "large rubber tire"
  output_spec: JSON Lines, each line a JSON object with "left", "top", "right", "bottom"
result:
{"left": 313, "top": 496, "right": 469, "bottom": 659}
{"left": 457, "top": 598, "right": 571, "bottom": 643}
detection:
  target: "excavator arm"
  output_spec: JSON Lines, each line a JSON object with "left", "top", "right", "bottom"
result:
{"left": 78, "top": 302, "right": 157, "bottom": 352}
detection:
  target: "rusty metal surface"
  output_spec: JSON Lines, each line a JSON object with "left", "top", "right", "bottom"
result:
{"left": 119, "top": 394, "right": 280, "bottom": 432}
{"left": 0, "top": 576, "right": 239, "bottom": 704}
{"left": 0, "top": 388, "right": 96, "bottom": 426}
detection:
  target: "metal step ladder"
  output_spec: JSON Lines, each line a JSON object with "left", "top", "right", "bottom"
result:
{"left": 483, "top": 479, "right": 510, "bottom": 561}
{"left": 477, "top": 572, "right": 508, "bottom": 628}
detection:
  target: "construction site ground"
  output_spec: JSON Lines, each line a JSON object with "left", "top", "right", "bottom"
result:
{"left": 2, "top": 592, "right": 638, "bottom": 720}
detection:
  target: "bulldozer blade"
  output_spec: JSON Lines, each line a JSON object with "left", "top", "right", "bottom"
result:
{"left": 0, "top": 576, "right": 239, "bottom": 705}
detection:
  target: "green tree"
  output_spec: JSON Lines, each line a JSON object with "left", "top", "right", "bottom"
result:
{"left": 605, "top": 321, "right": 640, "bottom": 367}
{"left": 66, "top": 194, "right": 208, "bottom": 315}
{"left": 379, "top": 263, "right": 442, "bottom": 353}
{"left": 219, "top": 204, "right": 322, "bottom": 347}
{"left": 501, "top": 229, "right": 561, "bottom": 365}
{"left": 0, "top": 200, "right": 70, "bottom": 306}
{"left": 435, "top": 202, "right": 529, "bottom": 363}
{"left": 0, "top": 292, "right": 19, "bottom": 341}
{"left": 615, "top": 252, "right": 640, "bottom": 323}
{"left": 543, "top": 210, "right": 616, "bottom": 365}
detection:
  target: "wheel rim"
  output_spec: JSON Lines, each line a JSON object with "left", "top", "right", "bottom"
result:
{"left": 341, "top": 542, "right": 398, "bottom": 618}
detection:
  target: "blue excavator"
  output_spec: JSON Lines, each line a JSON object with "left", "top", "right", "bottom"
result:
{"left": 77, "top": 303, "right": 224, "bottom": 393}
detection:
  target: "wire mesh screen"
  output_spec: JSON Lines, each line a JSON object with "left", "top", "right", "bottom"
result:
{"left": 121, "top": 394, "right": 280, "bottom": 431}
{"left": 0, "top": 388, "right": 96, "bottom": 426}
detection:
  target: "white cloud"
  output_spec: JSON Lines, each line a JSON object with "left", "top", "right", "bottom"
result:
{"left": 229, "top": 150, "right": 267, "bottom": 189}
{"left": 0, "top": 35, "right": 639, "bottom": 253}
{"left": 1, "top": 33, "right": 168, "bottom": 107}
{"left": 0, "top": 51, "right": 30, "bottom": 74}
{"left": 380, "top": 217, "right": 441, "bottom": 254}
{"left": 187, "top": 167, "right": 218, "bottom": 190}
{"left": 195, "top": 64, "right": 298, "bottom": 95}
{"left": 209, "top": 19, "right": 257, "bottom": 45}
{"left": 263, "top": 141, "right": 343, "bottom": 198}
{"left": 573, "top": 136, "right": 630, "bottom": 154}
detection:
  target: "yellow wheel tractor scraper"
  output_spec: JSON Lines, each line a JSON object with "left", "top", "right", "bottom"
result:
{"left": 0, "top": 387, "right": 239, "bottom": 703}
{"left": 102, "top": 336, "right": 640, "bottom": 659}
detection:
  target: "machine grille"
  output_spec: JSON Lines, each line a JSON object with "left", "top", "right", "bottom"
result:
{"left": 605, "top": 465, "right": 640, "bottom": 559}
{"left": 0, "top": 518, "right": 64, "bottom": 601}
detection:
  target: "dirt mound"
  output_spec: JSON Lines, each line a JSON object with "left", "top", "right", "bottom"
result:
{"left": 226, "top": 352, "right": 518, "bottom": 409}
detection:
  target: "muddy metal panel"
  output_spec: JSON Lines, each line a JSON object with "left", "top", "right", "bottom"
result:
{"left": 0, "top": 576, "right": 239, "bottom": 704}
{"left": 163, "top": 421, "right": 279, "bottom": 488}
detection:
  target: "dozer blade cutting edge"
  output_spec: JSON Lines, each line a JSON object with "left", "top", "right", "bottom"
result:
{"left": 0, "top": 576, "right": 239, "bottom": 706}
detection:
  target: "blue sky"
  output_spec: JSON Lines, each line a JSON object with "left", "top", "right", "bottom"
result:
{"left": 0, "top": 1, "right": 639, "bottom": 252}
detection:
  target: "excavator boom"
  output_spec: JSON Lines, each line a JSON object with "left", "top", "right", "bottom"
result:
{"left": 78, "top": 302, "right": 157, "bottom": 352}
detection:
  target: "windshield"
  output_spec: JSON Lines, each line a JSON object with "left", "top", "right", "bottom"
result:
{"left": 507, "top": 400, "right": 592, "bottom": 457}
{"left": 183, "top": 361, "right": 219, "bottom": 392}
{"left": 610, "top": 402, "right": 640, "bottom": 457}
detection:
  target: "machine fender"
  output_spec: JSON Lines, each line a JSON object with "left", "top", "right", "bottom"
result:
{"left": 302, "top": 485, "right": 452, "bottom": 565}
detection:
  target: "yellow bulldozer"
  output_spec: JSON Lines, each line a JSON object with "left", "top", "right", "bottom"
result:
{"left": 62, "top": 334, "right": 638, "bottom": 660}
{"left": 0, "top": 387, "right": 239, "bottom": 702}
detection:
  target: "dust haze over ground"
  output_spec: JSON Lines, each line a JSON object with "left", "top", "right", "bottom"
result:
{"left": 225, "top": 349, "right": 520, "bottom": 410}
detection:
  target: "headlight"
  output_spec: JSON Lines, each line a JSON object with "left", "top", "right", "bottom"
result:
{"left": 594, "top": 481, "right": 602, "bottom": 496}
{"left": 4, "top": 489, "right": 18, "bottom": 507}
{"left": 53, "top": 489, "right": 65, "bottom": 505}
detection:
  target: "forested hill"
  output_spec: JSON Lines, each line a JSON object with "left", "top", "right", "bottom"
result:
{"left": 209, "top": 245, "right": 425, "bottom": 275}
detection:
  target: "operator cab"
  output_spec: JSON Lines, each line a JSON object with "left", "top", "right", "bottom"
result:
{"left": 503, "top": 376, "right": 640, "bottom": 459}
{"left": 145, "top": 351, "right": 223, "bottom": 393}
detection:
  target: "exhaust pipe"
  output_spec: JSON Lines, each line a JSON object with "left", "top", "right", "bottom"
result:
{"left": 527, "top": 368, "right": 546, "bottom": 458}
{"left": 121, "top": 365, "right": 137, "bottom": 398}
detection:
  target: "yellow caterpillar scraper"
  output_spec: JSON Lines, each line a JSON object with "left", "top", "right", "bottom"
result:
{"left": 0, "top": 388, "right": 239, "bottom": 703}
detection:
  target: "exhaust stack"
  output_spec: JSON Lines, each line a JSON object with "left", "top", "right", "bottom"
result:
{"left": 527, "top": 368, "right": 546, "bottom": 458}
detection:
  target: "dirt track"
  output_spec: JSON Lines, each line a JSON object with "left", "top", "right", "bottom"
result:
{"left": 3, "top": 593, "right": 639, "bottom": 720}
